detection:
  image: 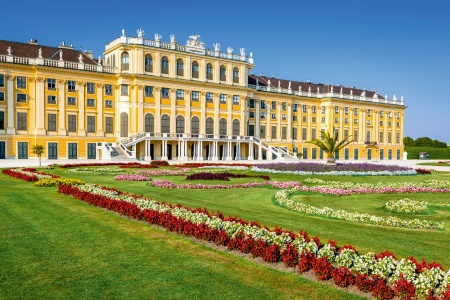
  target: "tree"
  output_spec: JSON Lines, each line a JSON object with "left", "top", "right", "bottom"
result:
{"left": 309, "top": 131, "right": 353, "bottom": 164}
{"left": 414, "top": 137, "right": 434, "bottom": 147}
{"left": 403, "top": 136, "right": 415, "bottom": 147}
{"left": 31, "top": 145, "right": 45, "bottom": 167}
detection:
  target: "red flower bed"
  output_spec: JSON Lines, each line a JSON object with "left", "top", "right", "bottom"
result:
{"left": 331, "top": 267, "right": 356, "bottom": 287}
{"left": 185, "top": 172, "right": 270, "bottom": 181}
{"left": 416, "top": 168, "right": 432, "bottom": 175}
{"left": 1, "top": 168, "right": 59, "bottom": 182}
{"left": 393, "top": 275, "right": 416, "bottom": 300}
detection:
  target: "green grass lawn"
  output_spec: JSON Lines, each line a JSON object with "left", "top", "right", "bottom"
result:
{"left": 46, "top": 166, "right": 450, "bottom": 269}
{"left": 0, "top": 173, "right": 364, "bottom": 300}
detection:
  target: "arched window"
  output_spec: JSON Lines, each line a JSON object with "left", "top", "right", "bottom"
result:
{"left": 206, "top": 63, "right": 213, "bottom": 80}
{"left": 366, "top": 131, "right": 371, "bottom": 143}
{"left": 191, "top": 116, "right": 200, "bottom": 134}
{"left": 161, "top": 56, "right": 169, "bottom": 74}
{"left": 120, "top": 112, "right": 128, "bottom": 137}
{"left": 220, "top": 65, "right": 226, "bottom": 81}
{"left": 219, "top": 118, "right": 227, "bottom": 136}
{"left": 176, "top": 59, "right": 184, "bottom": 76}
{"left": 232, "top": 119, "right": 240, "bottom": 136}
{"left": 121, "top": 52, "right": 129, "bottom": 71}
{"left": 161, "top": 115, "right": 170, "bottom": 133}
{"left": 145, "top": 113, "right": 154, "bottom": 133}
{"left": 176, "top": 115, "right": 185, "bottom": 134}
{"left": 233, "top": 67, "right": 239, "bottom": 83}
{"left": 192, "top": 61, "right": 199, "bottom": 78}
{"left": 205, "top": 117, "right": 214, "bottom": 135}
{"left": 145, "top": 54, "right": 153, "bottom": 72}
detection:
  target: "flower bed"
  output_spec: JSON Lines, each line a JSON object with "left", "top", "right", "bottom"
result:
{"left": 304, "top": 178, "right": 450, "bottom": 189}
{"left": 55, "top": 182, "right": 450, "bottom": 299}
{"left": 179, "top": 162, "right": 252, "bottom": 168}
{"left": 34, "top": 178, "right": 85, "bottom": 187}
{"left": 67, "top": 168, "right": 126, "bottom": 175}
{"left": 385, "top": 198, "right": 429, "bottom": 213}
{"left": 198, "top": 165, "right": 249, "bottom": 171}
{"left": 2, "top": 168, "right": 59, "bottom": 182}
{"left": 135, "top": 169, "right": 190, "bottom": 176}
{"left": 253, "top": 162, "right": 417, "bottom": 176}
{"left": 148, "top": 179, "right": 300, "bottom": 189}
{"left": 274, "top": 188, "right": 444, "bottom": 230}
{"left": 114, "top": 174, "right": 149, "bottom": 181}
{"left": 185, "top": 172, "right": 270, "bottom": 181}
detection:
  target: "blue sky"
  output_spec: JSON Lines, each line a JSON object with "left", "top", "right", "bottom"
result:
{"left": 2, "top": 0, "right": 449, "bottom": 141}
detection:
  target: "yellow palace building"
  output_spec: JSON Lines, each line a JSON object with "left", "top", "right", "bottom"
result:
{"left": 0, "top": 29, "right": 405, "bottom": 161}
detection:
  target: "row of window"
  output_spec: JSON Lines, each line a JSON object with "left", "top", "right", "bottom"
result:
{"left": 119, "top": 53, "right": 240, "bottom": 83}
{"left": 15, "top": 141, "right": 96, "bottom": 159}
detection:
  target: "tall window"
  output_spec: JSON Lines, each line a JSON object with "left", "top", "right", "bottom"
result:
{"left": 68, "top": 115, "right": 77, "bottom": 132}
{"left": 191, "top": 116, "right": 200, "bottom": 134}
{"left": 176, "top": 59, "right": 184, "bottom": 76}
{"left": 67, "top": 97, "right": 76, "bottom": 106}
{"left": 145, "top": 114, "right": 154, "bottom": 133}
{"left": 161, "top": 114, "right": 170, "bottom": 133}
{"left": 67, "top": 81, "right": 76, "bottom": 92}
{"left": 105, "top": 117, "right": 113, "bottom": 133}
{"left": 233, "top": 67, "right": 239, "bottom": 83}
{"left": 145, "top": 54, "right": 153, "bottom": 72}
{"left": 86, "top": 82, "right": 95, "bottom": 94}
{"left": 292, "top": 127, "right": 297, "bottom": 140}
{"left": 0, "top": 111, "right": 4, "bottom": 130}
{"left": 219, "top": 118, "right": 227, "bottom": 136}
{"left": 220, "top": 94, "right": 226, "bottom": 103}
{"left": 16, "top": 76, "right": 26, "bottom": 89}
{"left": 121, "top": 84, "right": 128, "bottom": 96}
{"left": 205, "top": 117, "right": 213, "bottom": 134}
{"left": 220, "top": 65, "right": 226, "bottom": 81}
{"left": 260, "top": 125, "right": 266, "bottom": 138}
{"left": 87, "top": 116, "right": 96, "bottom": 133}
{"left": 354, "top": 130, "right": 359, "bottom": 142}
{"left": 120, "top": 112, "right": 128, "bottom": 137}
{"left": 272, "top": 102, "right": 277, "bottom": 110}
{"left": 232, "top": 119, "right": 240, "bottom": 136}
{"left": 145, "top": 86, "right": 153, "bottom": 97}
{"left": 161, "top": 88, "right": 169, "bottom": 98}
{"left": 192, "top": 61, "right": 199, "bottom": 78}
{"left": 47, "top": 78, "right": 56, "bottom": 90}
{"left": 191, "top": 91, "right": 199, "bottom": 101}
{"left": 0, "top": 74, "right": 4, "bottom": 87}
{"left": 121, "top": 52, "right": 129, "bottom": 71}
{"left": 206, "top": 92, "right": 213, "bottom": 102}
{"left": 232, "top": 95, "right": 239, "bottom": 104}
{"left": 17, "top": 112, "right": 27, "bottom": 130}
{"left": 261, "top": 100, "right": 266, "bottom": 109}
{"left": 176, "top": 89, "right": 184, "bottom": 100}
{"left": 366, "top": 131, "right": 371, "bottom": 142}
{"left": 282, "top": 127, "right": 287, "bottom": 139}
{"left": 379, "top": 131, "right": 384, "bottom": 143}
{"left": 105, "top": 84, "right": 112, "bottom": 95}
{"left": 293, "top": 104, "right": 298, "bottom": 112}
{"left": 86, "top": 98, "right": 95, "bottom": 107}
{"left": 272, "top": 126, "right": 277, "bottom": 139}
{"left": 206, "top": 63, "right": 213, "bottom": 80}
{"left": 47, "top": 113, "right": 56, "bottom": 131}
{"left": 161, "top": 56, "right": 169, "bottom": 74}
{"left": 176, "top": 115, "right": 185, "bottom": 133}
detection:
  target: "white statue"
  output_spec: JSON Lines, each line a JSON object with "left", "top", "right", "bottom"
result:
{"left": 170, "top": 34, "right": 176, "bottom": 44}
{"left": 267, "top": 79, "right": 271, "bottom": 87}
{"left": 308, "top": 86, "right": 311, "bottom": 93}
{"left": 278, "top": 80, "right": 281, "bottom": 88}
{"left": 38, "top": 48, "right": 42, "bottom": 58}
{"left": 298, "top": 85, "right": 301, "bottom": 92}
{"left": 213, "top": 43, "right": 220, "bottom": 52}
{"left": 137, "top": 28, "right": 145, "bottom": 38}
{"left": 122, "top": 29, "right": 125, "bottom": 36}
{"left": 7, "top": 46, "right": 12, "bottom": 55}
{"left": 250, "top": 52, "right": 253, "bottom": 58}
{"left": 78, "top": 54, "right": 83, "bottom": 63}
{"left": 361, "top": 91, "right": 366, "bottom": 97}
{"left": 256, "top": 78, "right": 259, "bottom": 86}
{"left": 401, "top": 95, "right": 404, "bottom": 102}
{"left": 373, "top": 92, "right": 378, "bottom": 99}
{"left": 154, "top": 33, "right": 162, "bottom": 42}
{"left": 350, "top": 90, "right": 353, "bottom": 95}
{"left": 393, "top": 94, "right": 397, "bottom": 101}
{"left": 227, "top": 47, "right": 233, "bottom": 54}
{"left": 98, "top": 56, "right": 102, "bottom": 65}
{"left": 330, "top": 86, "right": 333, "bottom": 93}
{"left": 59, "top": 50, "right": 63, "bottom": 61}
{"left": 340, "top": 87, "right": 343, "bottom": 94}
{"left": 240, "top": 48, "right": 246, "bottom": 56}
{"left": 187, "top": 35, "right": 201, "bottom": 46}
{"left": 317, "top": 87, "right": 320, "bottom": 93}
{"left": 385, "top": 94, "right": 388, "bottom": 99}
{"left": 288, "top": 81, "right": 291, "bottom": 89}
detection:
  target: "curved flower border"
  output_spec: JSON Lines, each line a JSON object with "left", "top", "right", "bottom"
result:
{"left": 148, "top": 179, "right": 301, "bottom": 189}
{"left": 274, "top": 188, "right": 444, "bottom": 230}
{"left": 252, "top": 166, "right": 417, "bottom": 176}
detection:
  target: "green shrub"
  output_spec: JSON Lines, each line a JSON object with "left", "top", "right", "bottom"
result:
{"left": 405, "top": 147, "right": 450, "bottom": 160}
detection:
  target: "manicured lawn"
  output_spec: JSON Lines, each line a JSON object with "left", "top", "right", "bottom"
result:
{"left": 46, "top": 166, "right": 450, "bottom": 269}
{"left": 0, "top": 173, "right": 364, "bottom": 300}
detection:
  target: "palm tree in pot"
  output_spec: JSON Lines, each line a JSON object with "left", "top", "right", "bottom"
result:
{"left": 309, "top": 131, "right": 353, "bottom": 164}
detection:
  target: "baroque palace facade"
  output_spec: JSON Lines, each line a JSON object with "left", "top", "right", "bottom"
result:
{"left": 0, "top": 29, "right": 406, "bottom": 161}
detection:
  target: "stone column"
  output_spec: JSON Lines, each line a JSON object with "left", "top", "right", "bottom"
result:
{"left": 35, "top": 77, "right": 46, "bottom": 135}
{"left": 277, "top": 102, "right": 281, "bottom": 141}
{"left": 287, "top": 103, "right": 292, "bottom": 140}
{"left": 306, "top": 106, "right": 312, "bottom": 141}
{"left": 266, "top": 101, "right": 271, "bottom": 141}
{"left": 170, "top": 88, "right": 176, "bottom": 134}
{"left": 6, "top": 76, "right": 15, "bottom": 134}
{"left": 154, "top": 52, "right": 161, "bottom": 77}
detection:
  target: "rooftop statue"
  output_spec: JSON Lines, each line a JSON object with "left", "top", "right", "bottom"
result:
{"left": 213, "top": 43, "right": 220, "bottom": 52}
{"left": 170, "top": 34, "right": 176, "bottom": 44}
{"left": 38, "top": 48, "right": 42, "bottom": 58}
{"left": 122, "top": 29, "right": 125, "bottom": 36}
{"left": 278, "top": 80, "right": 281, "bottom": 88}
{"left": 137, "top": 28, "right": 145, "bottom": 38}
{"left": 227, "top": 47, "right": 233, "bottom": 54}
{"left": 350, "top": 90, "right": 353, "bottom": 95}
{"left": 154, "top": 33, "right": 162, "bottom": 42}
{"left": 7, "top": 46, "right": 12, "bottom": 55}
{"left": 267, "top": 79, "right": 271, "bottom": 87}
{"left": 308, "top": 87, "right": 311, "bottom": 93}
{"left": 187, "top": 35, "right": 204, "bottom": 47}
{"left": 317, "top": 87, "right": 320, "bottom": 93}
{"left": 59, "top": 50, "right": 63, "bottom": 61}
{"left": 298, "top": 85, "right": 301, "bottom": 92}
{"left": 288, "top": 81, "right": 291, "bottom": 89}
{"left": 340, "top": 87, "right": 343, "bottom": 94}
{"left": 78, "top": 54, "right": 83, "bottom": 63}
{"left": 240, "top": 48, "right": 246, "bottom": 56}
{"left": 361, "top": 91, "right": 366, "bottom": 97}
{"left": 330, "top": 86, "right": 333, "bottom": 93}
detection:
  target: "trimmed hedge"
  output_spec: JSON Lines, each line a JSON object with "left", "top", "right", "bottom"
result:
{"left": 405, "top": 147, "right": 450, "bottom": 160}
